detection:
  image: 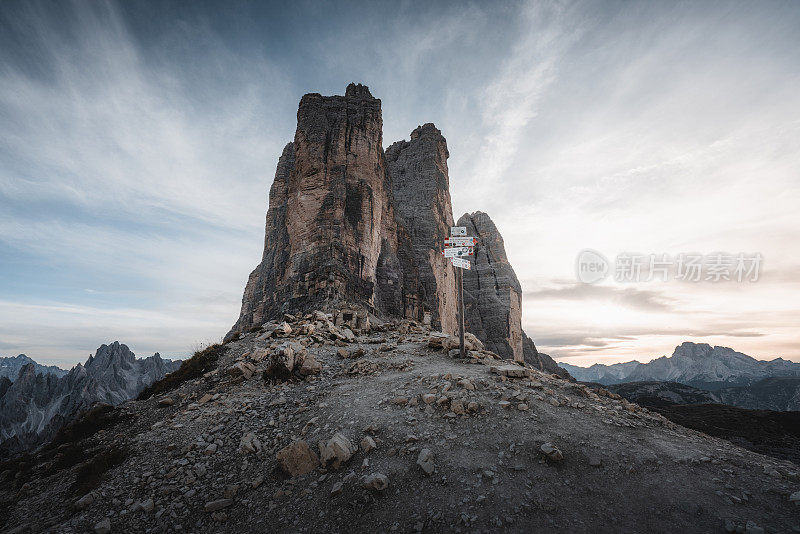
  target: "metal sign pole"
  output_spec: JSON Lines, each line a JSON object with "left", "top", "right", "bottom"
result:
{"left": 457, "top": 264, "right": 465, "bottom": 358}
{"left": 445, "top": 226, "right": 473, "bottom": 360}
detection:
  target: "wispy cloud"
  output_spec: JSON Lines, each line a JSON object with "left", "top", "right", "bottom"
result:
{"left": 1, "top": 0, "right": 799, "bottom": 367}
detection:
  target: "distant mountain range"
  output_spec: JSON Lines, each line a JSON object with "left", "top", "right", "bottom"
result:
{"left": 0, "top": 342, "right": 180, "bottom": 457}
{"left": 561, "top": 342, "right": 800, "bottom": 411}
{"left": 560, "top": 342, "right": 800, "bottom": 387}
{"left": 0, "top": 354, "right": 68, "bottom": 381}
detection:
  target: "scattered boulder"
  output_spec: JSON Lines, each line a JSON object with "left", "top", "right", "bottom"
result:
{"left": 277, "top": 440, "right": 319, "bottom": 477}
{"left": 93, "top": 518, "right": 111, "bottom": 534}
{"left": 421, "top": 393, "right": 436, "bottom": 404}
{"left": 275, "top": 322, "right": 293, "bottom": 336}
{"left": 265, "top": 344, "right": 296, "bottom": 380}
{"left": 360, "top": 436, "right": 377, "bottom": 453}
{"left": 75, "top": 493, "right": 94, "bottom": 510}
{"left": 417, "top": 449, "right": 435, "bottom": 475}
{"left": 204, "top": 499, "right": 233, "bottom": 513}
{"left": 320, "top": 433, "right": 357, "bottom": 469}
{"left": 239, "top": 432, "right": 263, "bottom": 455}
{"left": 490, "top": 364, "right": 531, "bottom": 379}
{"left": 363, "top": 473, "right": 389, "bottom": 491}
{"left": 157, "top": 397, "right": 175, "bottom": 407}
{"left": 228, "top": 361, "right": 256, "bottom": 380}
{"left": 298, "top": 355, "right": 322, "bottom": 376}
{"left": 540, "top": 442, "right": 564, "bottom": 462}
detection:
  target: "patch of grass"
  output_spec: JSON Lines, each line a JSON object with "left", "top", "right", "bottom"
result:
{"left": 137, "top": 343, "right": 227, "bottom": 400}
{"left": 72, "top": 445, "right": 127, "bottom": 495}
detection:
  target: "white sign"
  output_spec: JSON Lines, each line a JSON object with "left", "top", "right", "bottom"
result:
{"left": 443, "top": 247, "right": 472, "bottom": 258}
{"left": 450, "top": 257, "right": 471, "bottom": 269}
{"left": 444, "top": 236, "right": 478, "bottom": 247}
{"left": 451, "top": 226, "right": 467, "bottom": 236}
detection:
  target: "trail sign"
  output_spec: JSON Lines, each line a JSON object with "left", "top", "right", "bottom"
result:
{"left": 450, "top": 257, "right": 471, "bottom": 270}
{"left": 443, "top": 247, "right": 472, "bottom": 258}
{"left": 444, "top": 236, "right": 478, "bottom": 247}
{"left": 451, "top": 226, "right": 467, "bottom": 236}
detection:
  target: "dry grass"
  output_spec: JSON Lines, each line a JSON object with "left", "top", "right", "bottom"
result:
{"left": 137, "top": 343, "right": 227, "bottom": 400}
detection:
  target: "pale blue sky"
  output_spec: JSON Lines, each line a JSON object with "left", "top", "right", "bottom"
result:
{"left": 2, "top": 0, "right": 799, "bottom": 368}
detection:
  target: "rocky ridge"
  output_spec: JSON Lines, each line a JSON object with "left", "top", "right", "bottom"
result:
{"left": 0, "top": 354, "right": 68, "bottom": 381}
{"left": 0, "top": 343, "right": 179, "bottom": 457}
{"left": 561, "top": 342, "right": 800, "bottom": 392}
{"left": 1, "top": 313, "right": 798, "bottom": 533}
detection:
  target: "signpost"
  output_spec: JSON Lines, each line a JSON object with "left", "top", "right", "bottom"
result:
{"left": 449, "top": 256, "right": 471, "bottom": 269}
{"left": 444, "top": 236, "right": 478, "bottom": 247}
{"left": 444, "top": 229, "right": 477, "bottom": 359}
{"left": 442, "top": 247, "right": 473, "bottom": 258}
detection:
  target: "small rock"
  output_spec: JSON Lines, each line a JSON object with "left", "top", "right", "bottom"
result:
{"left": 204, "top": 443, "right": 217, "bottom": 455}
{"left": 157, "top": 397, "right": 175, "bottom": 407}
{"left": 204, "top": 499, "right": 233, "bottom": 513}
{"left": 421, "top": 393, "right": 436, "bottom": 404}
{"left": 93, "top": 518, "right": 111, "bottom": 534}
{"left": 239, "top": 432, "right": 262, "bottom": 455}
{"left": 588, "top": 456, "right": 602, "bottom": 467}
{"left": 790, "top": 490, "right": 800, "bottom": 504}
{"left": 540, "top": 442, "right": 564, "bottom": 462}
{"left": 75, "top": 493, "right": 94, "bottom": 510}
{"left": 276, "top": 440, "right": 320, "bottom": 477}
{"left": 391, "top": 396, "right": 409, "bottom": 406}
{"left": 517, "top": 403, "right": 529, "bottom": 411}
{"left": 417, "top": 449, "right": 435, "bottom": 476}
{"left": 298, "top": 355, "right": 322, "bottom": 376}
{"left": 363, "top": 473, "right": 389, "bottom": 491}
{"left": 498, "top": 401, "right": 511, "bottom": 409}
{"left": 320, "top": 433, "right": 357, "bottom": 469}
{"left": 139, "top": 498, "right": 154, "bottom": 512}
{"left": 330, "top": 482, "right": 343, "bottom": 496}
{"left": 745, "top": 521, "right": 764, "bottom": 534}
{"left": 360, "top": 435, "right": 377, "bottom": 453}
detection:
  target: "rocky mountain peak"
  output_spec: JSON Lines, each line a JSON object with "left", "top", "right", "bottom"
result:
{"left": 0, "top": 344, "right": 180, "bottom": 457}
{"left": 0, "top": 354, "right": 67, "bottom": 381}
{"left": 229, "top": 86, "right": 554, "bottom": 373}
{"left": 457, "top": 211, "right": 523, "bottom": 361}
{"left": 674, "top": 342, "right": 715, "bottom": 359}
{"left": 344, "top": 82, "right": 373, "bottom": 99}
{"left": 86, "top": 342, "right": 136, "bottom": 371}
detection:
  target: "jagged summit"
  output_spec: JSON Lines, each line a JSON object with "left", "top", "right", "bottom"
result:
{"left": 229, "top": 86, "right": 551, "bottom": 377}
{"left": 230, "top": 85, "right": 457, "bottom": 338}
{"left": 344, "top": 82, "right": 373, "bottom": 99}
{"left": 561, "top": 341, "right": 800, "bottom": 388}
{"left": 0, "top": 343, "right": 179, "bottom": 457}
{"left": 0, "top": 353, "right": 67, "bottom": 381}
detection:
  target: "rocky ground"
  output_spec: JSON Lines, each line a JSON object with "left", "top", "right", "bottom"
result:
{"left": 1, "top": 313, "right": 799, "bottom": 534}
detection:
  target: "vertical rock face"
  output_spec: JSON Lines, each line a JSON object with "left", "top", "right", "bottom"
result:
{"left": 231, "top": 84, "right": 417, "bottom": 335}
{"left": 229, "top": 83, "right": 555, "bottom": 372}
{"left": 386, "top": 124, "right": 457, "bottom": 334}
{"left": 457, "top": 211, "right": 524, "bottom": 362}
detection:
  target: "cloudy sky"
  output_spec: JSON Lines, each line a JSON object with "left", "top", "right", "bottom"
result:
{"left": 1, "top": 0, "right": 798, "bottom": 369}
